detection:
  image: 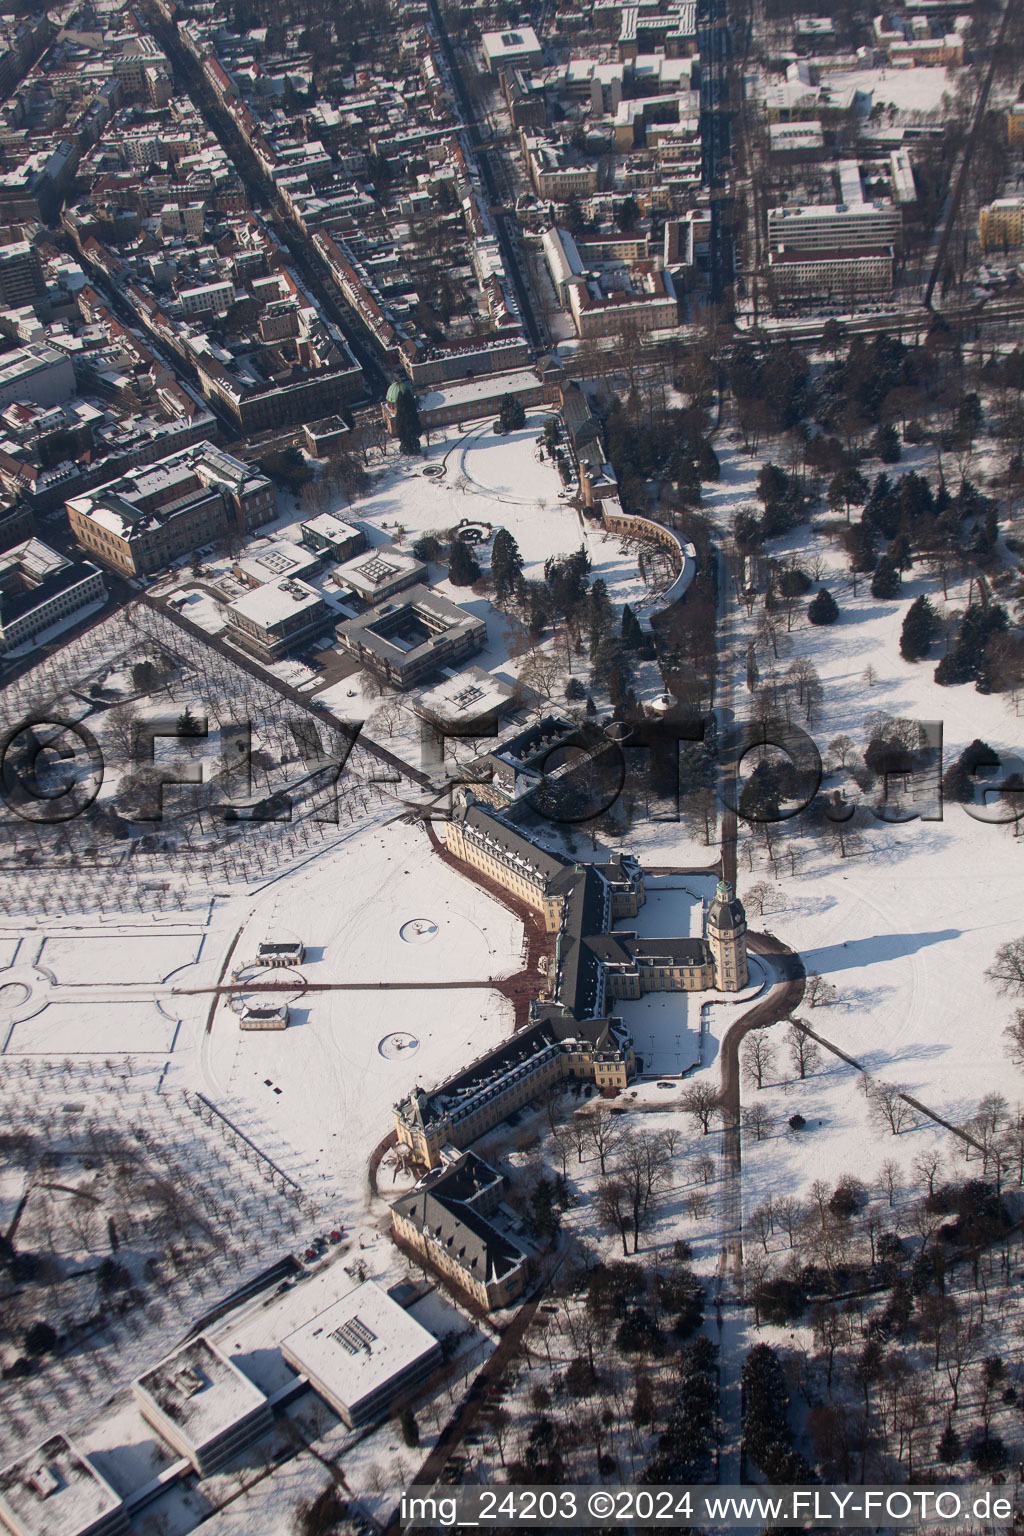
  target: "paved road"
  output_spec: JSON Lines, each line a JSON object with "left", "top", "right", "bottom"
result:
{"left": 716, "top": 933, "right": 805, "bottom": 1284}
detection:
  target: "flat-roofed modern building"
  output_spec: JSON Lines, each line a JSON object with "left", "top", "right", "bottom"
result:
{"left": 768, "top": 244, "right": 894, "bottom": 300}
{"left": 133, "top": 1337, "right": 272, "bottom": 1477}
{"left": 335, "top": 584, "right": 486, "bottom": 689}
{"left": 481, "top": 25, "right": 542, "bottom": 73}
{"left": 224, "top": 577, "right": 329, "bottom": 661}
{"left": 0, "top": 343, "right": 75, "bottom": 410}
{"left": 281, "top": 1280, "right": 442, "bottom": 1427}
{"left": 299, "top": 511, "right": 365, "bottom": 562}
{"left": 67, "top": 444, "right": 277, "bottom": 577}
{"left": 232, "top": 539, "right": 322, "bottom": 589}
{"left": 0, "top": 538, "right": 104, "bottom": 653}
{"left": 332, "top": 546, "right": 426, "bottom": 603}
{"left": 0, "top": 1434, "right": 127, "bottom": 1536}
{"left": 767, "top": 201, "right": 902, "bottom": 252}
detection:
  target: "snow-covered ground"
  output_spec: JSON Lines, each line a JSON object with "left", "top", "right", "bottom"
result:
{"left": 826, "top": 65, "right": 958, "bottom": 115}
{"left": 691, "top": 432, "right": 1024, "bottom": 1220}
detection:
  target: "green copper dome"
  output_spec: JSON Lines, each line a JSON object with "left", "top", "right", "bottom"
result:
{"left": 386, "top": 380, "right": 412, "bottom": 403}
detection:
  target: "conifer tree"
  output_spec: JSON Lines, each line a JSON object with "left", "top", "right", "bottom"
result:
{"left": 900, "top": 594, "right": 937, "bottom": 660}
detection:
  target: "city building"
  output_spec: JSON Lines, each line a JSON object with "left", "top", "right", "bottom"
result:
{"left": 0, "top": 538, "right": 105, "bottom": 654}
{"left": 1008, "top": 102, "right": 1024, "bottom": 147}
{"left": 448, "top": 793, "right": 744, "bottom": 995}
{"left": 481, "top": 27, "right": 543, "bottom": 74}
{"left": 767, "top": 121, "right": 825, "bottom": 159}
{"left": 66, "top": 444, "right": 277, "bottom": 576}
{"left": 391, "top": 1151, "right": 529, "bottom": 1309}
{"left": 133, "top": 1337, "right": 273, "bottom": 1477}
{"left": 0, "top": 239, "right": 43, "bottom": 308}
{"left": 0, "top": 1434, "right": 127, "bottom": 1536}
{"left": 394, "top": 1009, "right": 637, "bottom": 1168}
{"left": 299, "top": 511, "right": 365, "bottom": 562}
{"left": 0, "top": 343, "right": 75, "bottom": 410}
{"left": 471, "top": 714, "right": 587, "bottom": 811}
{"left": 396, "top": 795, "right": 747, "bottom": 1169}
{"left": 280, "top": 1280, "right": 442, "bottom": 1428}
{"left": 414, "top": 369, "right": 545, "bottom": 431}
{"left": 767, "top": 201, "right": 902, "bottom": 252}
{"left": 224, "top": 577, "right": 329, "bottom": 661}
{"left": 565, "top": 270, "right": 678, "bottom": 338}
{"left": 767, "top": 244, "right": 894, "bottom": 300}
{"left": 979, "top": 198, "right": 1024, "bottom": 250}
{"left": 335, "top": 584, "right": 487, "bottom": 689}
{"left": 522, "top": 135, "right": 600, "bottom": 198}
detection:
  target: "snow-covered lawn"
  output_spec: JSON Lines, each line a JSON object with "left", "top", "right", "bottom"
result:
{"left": 200, "top": 816, "right": 523, "bottom": 1224}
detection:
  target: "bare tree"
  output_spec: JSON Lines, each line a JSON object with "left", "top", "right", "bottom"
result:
{"left": 786, "top": 1020, "right": 820, "bottom": 1080}
{"left": 878, "top": 1158, "right": 902, "bottom": 1207}
{"left": 368, "top": 698, "right": 403, "bottom": 740}
{"left": 744, "top": 880, "right": 774, "bottom": 917}
{"left": 550, "top": 1127, "right": 574, "bottom": 1179}
{"left": 680, "top": 1083, "right": 720, "bottom": 1135}
{"left": 104, "top": 703, "right": 146, "bottom": 766}
{"left": 828, "top": 734, "right": 856, "bottom": 768}
{"left": 742, "top": 1030, "right": 776, "bottom": 1091}
{"left": 869, "top": 1084, "right": 915, "bottom": 1137}
{"left": 774, "top": 1194, "right": 801, "bottom": 1247}
{"left": 584, "top": 1109, "right": 625, "bottom": 1176}
{"left": 1002, "top": 1008, "right": 1024, "bottom": 1068}
{"left": 616, "top": 1132, "right": 673, "bottom": 1253}
{"left": 595, "top": 1178, "right": 631, "bottom": 1256}
{"left": 690, "top": 1153, "right": 716, "bottom": 1186}
{"left": 805, "top": 973, "right": 838, "bottom": 1008}
{"left": 987, "top": 937, "right": 1024, "bottom": 997}
{"left": 686, "top": 1188, "right": 711, "bottom": 1220}
{"left": 742, "top": 1102, "right": 776, "bottom": 1142}
{"left": 746, "top": 1201, "right": 773, "bottom": 1254}
{"left": 566, "top": 1114, "right": 589, "bottom": 1165}
{"left": 942, "top": 1299, "right": 983, "bottom": 1410}
{"left": 912, "top": 1149, "right": 943, "bottom": 1198}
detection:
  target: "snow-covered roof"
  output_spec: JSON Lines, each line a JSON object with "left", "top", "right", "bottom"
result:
{"left": 280, "top": 1280, "right": 441, "bottom": 1423}
{"left": 134, "top": 1337, "right": 268, "bottom": 1454}
{"left": 0, "top": 1434, "right": 124, "bottom": 1536}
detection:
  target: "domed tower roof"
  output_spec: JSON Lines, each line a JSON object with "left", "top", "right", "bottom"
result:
{"left": 386, "top": 380, "right": 412, "bottom": 404}
{"left": 707, "top": 878, "right": 746, "bottom": 932}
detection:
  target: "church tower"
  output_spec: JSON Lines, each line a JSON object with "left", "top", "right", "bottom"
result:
{"left": 706, "top": 879, "right": 748, "bottom": 991}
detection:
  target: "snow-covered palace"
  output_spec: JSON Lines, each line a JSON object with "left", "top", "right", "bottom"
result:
{"left": 393, "top": 792, "right": 747, "bottom": 1168}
